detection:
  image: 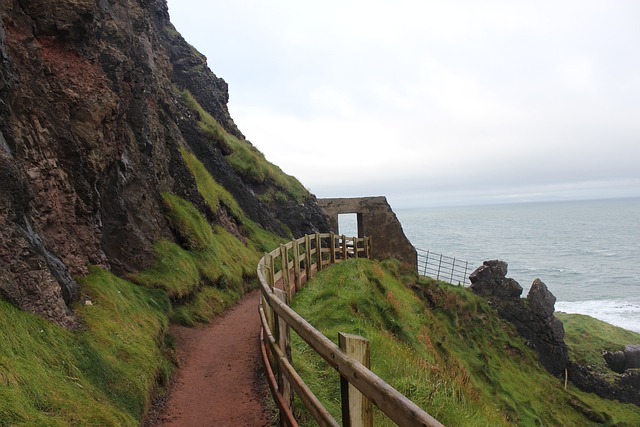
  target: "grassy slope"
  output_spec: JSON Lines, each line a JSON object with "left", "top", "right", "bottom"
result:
{"left": 0, "top": 268, "right": 171, "bottom": 426}
{"left": 558, "top": 312, "right": 640, "bottom": 378}
{"left": 290, "top": 258, "right": 640, "bottom": 427}
{"left": 0, "top": 140, "right": 290, "bottom": 424}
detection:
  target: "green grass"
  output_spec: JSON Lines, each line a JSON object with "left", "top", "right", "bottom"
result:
{"left": 135, "top": 190, "right": 259, "bottom": 292}
{"left": 162, "top": 192, "right": 215, "bottom": 250}
{"left": 148, "top": 146, "right": 283, "bottom": 323}
{"left": 129, "top": 239, "right": 201, "bottom": 300}
{"left": 133, "top": 192, "right": 268, "bottom": 322}
{"left": 289, "top": 259, "right": 640, "bottom": 426}
{"left": 290, "top": 259, "right": 503, "bottom": 425}
{"left": 0, "top": 178, "right": 282, "bottom": 425}
{"left": 180, "top": 147, "right": 246, "bottom": 223}
{"left": 180, "top": 146, "right": 287, "bottom": 249}
{"left": 0, "top": 266, "right": 171, "bottom": 426}
{"left": 171, "top": 286, "right": 242, "bottom": 326}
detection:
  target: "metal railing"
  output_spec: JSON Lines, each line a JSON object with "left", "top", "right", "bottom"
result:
{"left": 416, "top": 248, "right": 470, "bottom": 286}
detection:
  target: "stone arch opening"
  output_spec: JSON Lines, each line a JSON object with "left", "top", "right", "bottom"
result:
{"left": 318, "top": 197, "right": 417, "bottom": 269}
{"left": 338, "top": 213, "right": 362, "bottom": 237}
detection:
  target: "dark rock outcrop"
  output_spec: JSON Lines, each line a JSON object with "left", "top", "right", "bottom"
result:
{"left": 568, "top": 361, "right": 640, "bottom": 406}
{"left": 604, "top": 345, "right": 640, "bottom": 373}
{"left": 469, "top": 260, "right": 522, "bottom": 298}
{"left": 470, "top": 260, "right": 640, "bottom": 406}
{"left": 469, "top": 261, "right": 568, "bottom": 376}
{"left": 0, "top": 0, "right": 328, "bottom": 326}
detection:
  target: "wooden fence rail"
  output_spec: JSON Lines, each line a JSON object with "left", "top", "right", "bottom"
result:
{"left": 258, "top": 233, "right": 444, "bottom": 426}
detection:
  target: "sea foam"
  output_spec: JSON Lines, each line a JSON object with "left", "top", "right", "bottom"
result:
{"left": 556, "top": 299, "right": 640, "bottom": 333}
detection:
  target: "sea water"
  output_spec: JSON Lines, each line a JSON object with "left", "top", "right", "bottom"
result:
{"left": 381, "top": 198, "right": 640, "bottom": 333}
{"left": 391, "top": 198, "right": 640, "bottom": 332}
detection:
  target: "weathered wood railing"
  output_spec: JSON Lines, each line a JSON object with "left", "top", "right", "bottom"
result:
{"left": 258, "top": 233, "right": 444, "bottom": 426}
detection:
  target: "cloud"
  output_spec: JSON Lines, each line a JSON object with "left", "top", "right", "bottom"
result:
{"left": 557, "top": 57, "right": 596, "bottom": 93}
{"left": 167, "top": 0, "right": 640, "bottom": 208}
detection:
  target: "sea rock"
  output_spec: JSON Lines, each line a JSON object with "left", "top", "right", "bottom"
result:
{"left": 527, "top": 278, "right": 556, "bottom": 318}
{"left": 469, "top": 260, "right": 523, "bottom": 298}
{"left": 604, "top": 350, "right": 627, "bottom": 373}
{"left": 469, "top": 262, "right": 567, "bottom": 376}
{"left": 625, "top": 344, "right": 640, "bottom": 368}
{"left": 569, "top": 361, "right": 640, "bottom": 406}
{"left": 603, "top": 344, "right": 640, "bottom": 373}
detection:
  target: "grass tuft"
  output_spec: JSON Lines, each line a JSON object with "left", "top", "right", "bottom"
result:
{"left": 180, "top": 147, "right": 246, "bottom": 223}
{"left": 162, "top": 192, "right": 214, "bottom": 250}
{"left": 129, "top": 239, "right": 201, "bottom": 300}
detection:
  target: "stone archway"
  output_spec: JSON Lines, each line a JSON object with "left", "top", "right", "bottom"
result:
{"left": 317, "top": 196, "right": 417, "bottom": 269}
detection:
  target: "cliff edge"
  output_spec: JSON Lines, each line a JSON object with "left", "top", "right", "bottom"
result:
{"left": 0, "top": 0, "right": 328, "bottom": 327}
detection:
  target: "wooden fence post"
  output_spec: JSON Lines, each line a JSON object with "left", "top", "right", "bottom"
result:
{"left": 353, "top": 237, "right": 360, "bottom": 258}
{"left": 280, "top": 244, "right": 291, "bottom": 297}
{"left": 329, "top": 232, "right": 336, "bottom": 264}
{"left": 342, "top": 235, "right": 348, "bottom": 260}
{"left": 261, "top": 294, "right": 276, "bottom": 368}
{"left": 269, "top": 254, "right": 276, "bottom": 290}
{"left": 339, "top": 332, "right": 372, "bottom": 427}
{"left": 275, "top": 288, "right": 293, "bottom": 425}
{"left": 315, "top": 233, "right": 322, "bottom": 271}
{"left": 305, "top": 234, "right": 312, "bottom": 280}
{"left": 293, "top": 239, "right": 301, "bottom": 294}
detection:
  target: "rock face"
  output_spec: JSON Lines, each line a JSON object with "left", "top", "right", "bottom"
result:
{"left": 469, "top": 260, "right": 522, "bottom": 299}
{"left": 470, "top": 260, "right": 640, "bottom": 406}
{"left": 0, "top": 0, "right": 328, "bottom": 326}
{"left": 604, "top": 345, "right": 640, "bottom": 373}
{"left": 469, "top": 261, "right": 568, "bottom": 376}
{"left": 317, "top": 196, "right": 418, "bottom": 268}
{"left": 569, "top": 361, "right": 640, "bottom": 406}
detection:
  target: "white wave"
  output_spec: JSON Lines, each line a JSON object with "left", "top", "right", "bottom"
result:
{"left": 556, "top": 300, "right": 640, "bottom": 333}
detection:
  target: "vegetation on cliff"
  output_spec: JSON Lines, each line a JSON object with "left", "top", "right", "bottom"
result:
{"left": 0, "top": 268, "right": 171, "bottom": 425}
{"left": 0, "top": 0, "right": 325, "bottom": 422}
{"left": 0, "top": 126, "right": 286, "bottom": 424}
{"left": 558, "top": 313, "right": 640, "bottom": 379}
{"left": 0, "top": 0, "right": 327, "bottom": 329}
{"left": 180, "top": 90, "right": 308, "bottom": 205}
{"left": 290, "top": 258, "right": 640, "bottom": 426}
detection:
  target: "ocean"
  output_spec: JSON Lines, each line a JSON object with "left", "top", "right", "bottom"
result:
{"left": 341, "top": 198, "right": 640, "bottom": 333}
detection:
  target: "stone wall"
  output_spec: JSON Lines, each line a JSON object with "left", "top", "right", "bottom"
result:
{"left": 317, "top": 196, "right": 417, "bottom": 269}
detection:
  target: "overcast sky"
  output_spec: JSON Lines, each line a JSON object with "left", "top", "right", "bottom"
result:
{"left": 166, "top": 0, "right": 640, "bottom": 209}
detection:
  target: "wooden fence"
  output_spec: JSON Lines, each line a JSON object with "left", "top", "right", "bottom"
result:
{"left": 258, "top": 233, "right": 444, "bottom": 426}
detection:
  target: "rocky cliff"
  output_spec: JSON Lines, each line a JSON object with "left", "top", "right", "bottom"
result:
{"left": 469, "top": 260, "right": 640, "bottom": 407}
{"left": 0, "top": 0, "right": 328, "bottom": 327}
{"left": 469, "top": 260, "right": 568, "bottom": 376}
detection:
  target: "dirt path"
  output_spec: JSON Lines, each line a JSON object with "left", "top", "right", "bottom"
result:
{"left": 149, "top": 289, "right": 272, "bottom": 426}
